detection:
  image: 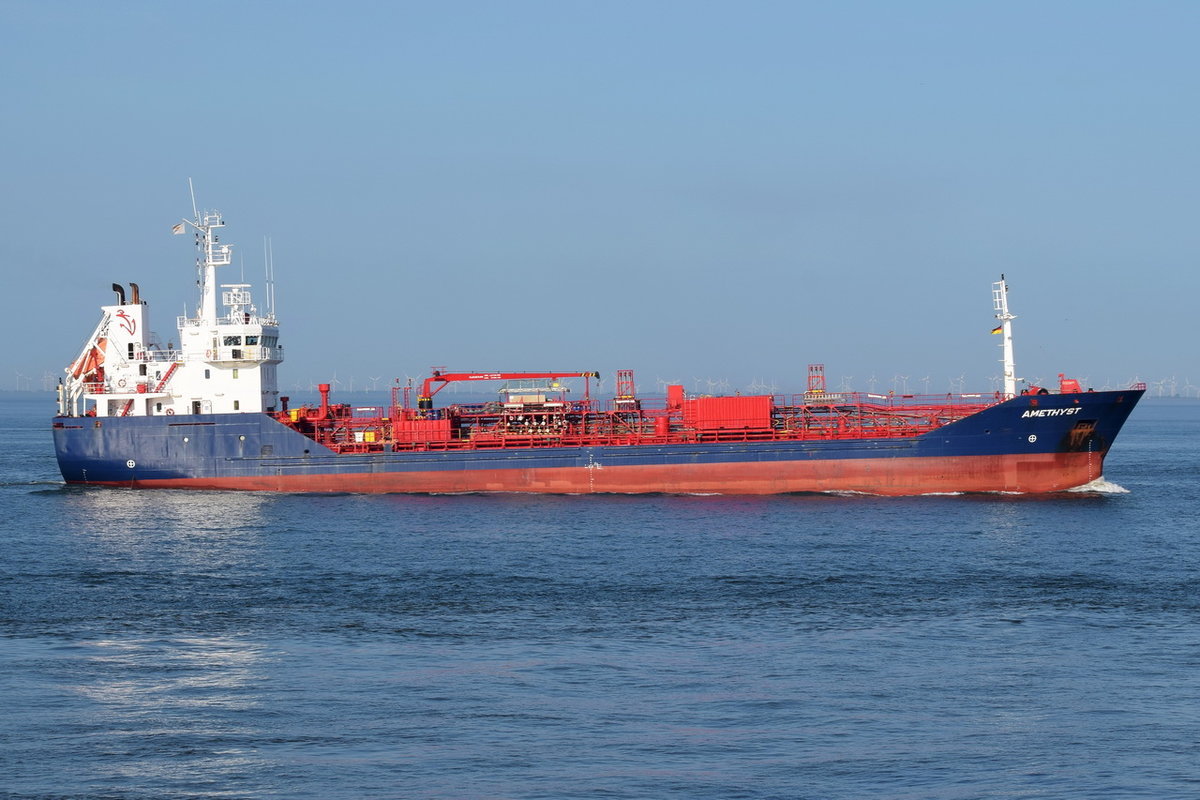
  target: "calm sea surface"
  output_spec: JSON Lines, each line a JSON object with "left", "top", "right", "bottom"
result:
{"left": 2, "top": 395, "right": 1198, "bottom": 799}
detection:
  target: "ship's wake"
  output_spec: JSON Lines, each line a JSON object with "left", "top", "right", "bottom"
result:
{"left": 1067, "top": 477, "right": 1129, "bottom": 494}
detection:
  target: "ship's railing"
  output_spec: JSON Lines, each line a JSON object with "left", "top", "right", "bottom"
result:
{"left": 790, "top": 390, "right": 1003, "bottom": 408}
{"left": 772, "top": 391, "right": 1000, "bottom": 435}
{"left": 141, "top": 345, "right": 283, "bottom": 363}
{"left": 79, "top": 378, "right": 169, "bottom": 395}
{"left": 82, "top": 344, "right": 281, "bottom": 365}
{"left": 201, "top": 345, "right": 282, "bottom": 363}
{"left": 177, "top": 313, "right": 279, "bottom": 329}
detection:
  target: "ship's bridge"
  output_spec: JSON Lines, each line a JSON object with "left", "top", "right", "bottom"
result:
{"left": 177, "top": 283, "right": 282, "bottom": 365}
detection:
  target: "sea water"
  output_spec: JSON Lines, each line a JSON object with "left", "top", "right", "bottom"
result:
{"left": 2, "top": 395, "right": 1198, "bottom": 799}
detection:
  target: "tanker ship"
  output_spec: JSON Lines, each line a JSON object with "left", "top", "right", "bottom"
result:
{"left": 52, "top": 205, "right": 1143, "bottom": 494}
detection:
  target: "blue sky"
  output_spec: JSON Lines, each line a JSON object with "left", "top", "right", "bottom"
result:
{"left": 3, "top": 1, "right": 1197, "bottom": 397}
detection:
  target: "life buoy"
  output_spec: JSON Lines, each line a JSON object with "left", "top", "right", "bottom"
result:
{"left": 166, "top": 409, "right": 175, "bottom": 415}
{"left": 206, "top": 349, "right": 213, "bottom": 359}
{"left": 117, "top": 378, "right": 127, "bottom": 388}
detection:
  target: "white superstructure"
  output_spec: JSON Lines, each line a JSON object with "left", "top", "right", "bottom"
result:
{"left": 57, "top": 208, "right": 283, "bottom": 418}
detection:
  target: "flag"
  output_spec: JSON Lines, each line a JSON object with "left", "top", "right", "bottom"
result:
{"left": 171, "top": 222, "right": 185, "bottom": 234}
{"left": 991, "top": 325, "right": 1003, "bottom": 334}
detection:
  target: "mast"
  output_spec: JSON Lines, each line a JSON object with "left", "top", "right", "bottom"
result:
{"left": 180, "top": 210, "right": 233, "bottom": 325}
{"left": 992, "top": 274, "right": 1018, "bottom": 397}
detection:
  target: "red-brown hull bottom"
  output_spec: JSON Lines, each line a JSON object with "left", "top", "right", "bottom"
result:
{"left": 99, "top": 452, "right": 1106, "bottom": 495}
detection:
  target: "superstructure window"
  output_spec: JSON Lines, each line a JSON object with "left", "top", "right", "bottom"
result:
{"left": 232, "top": 369, "right": 239, "bottom": 379}
{"left": 233, "top": 400, "right": 240, "bottom": 410}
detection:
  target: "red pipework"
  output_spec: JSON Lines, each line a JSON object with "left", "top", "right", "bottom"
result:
{"left": 318, "top": 383, "right": 331, "bottom": 417}
{"left": 282, "top": 388, "right": 1001, "bottom": 456}
{"left": 807, "top": 364, "right": 826, "bottom": 394}
{"left": 616, "top": 369, "right": 636, "bottom": 399}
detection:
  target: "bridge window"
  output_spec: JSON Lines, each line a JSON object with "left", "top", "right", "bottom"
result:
{"left": 223, "top": 336, "right": 242, "bottom": 346}
{"left": 245, "top": 335, "right": 259, "bottom": 345}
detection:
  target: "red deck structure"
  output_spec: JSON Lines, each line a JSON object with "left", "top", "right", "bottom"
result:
{"left": 273, "top": 367, "right": 1008, "bottom": 456}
